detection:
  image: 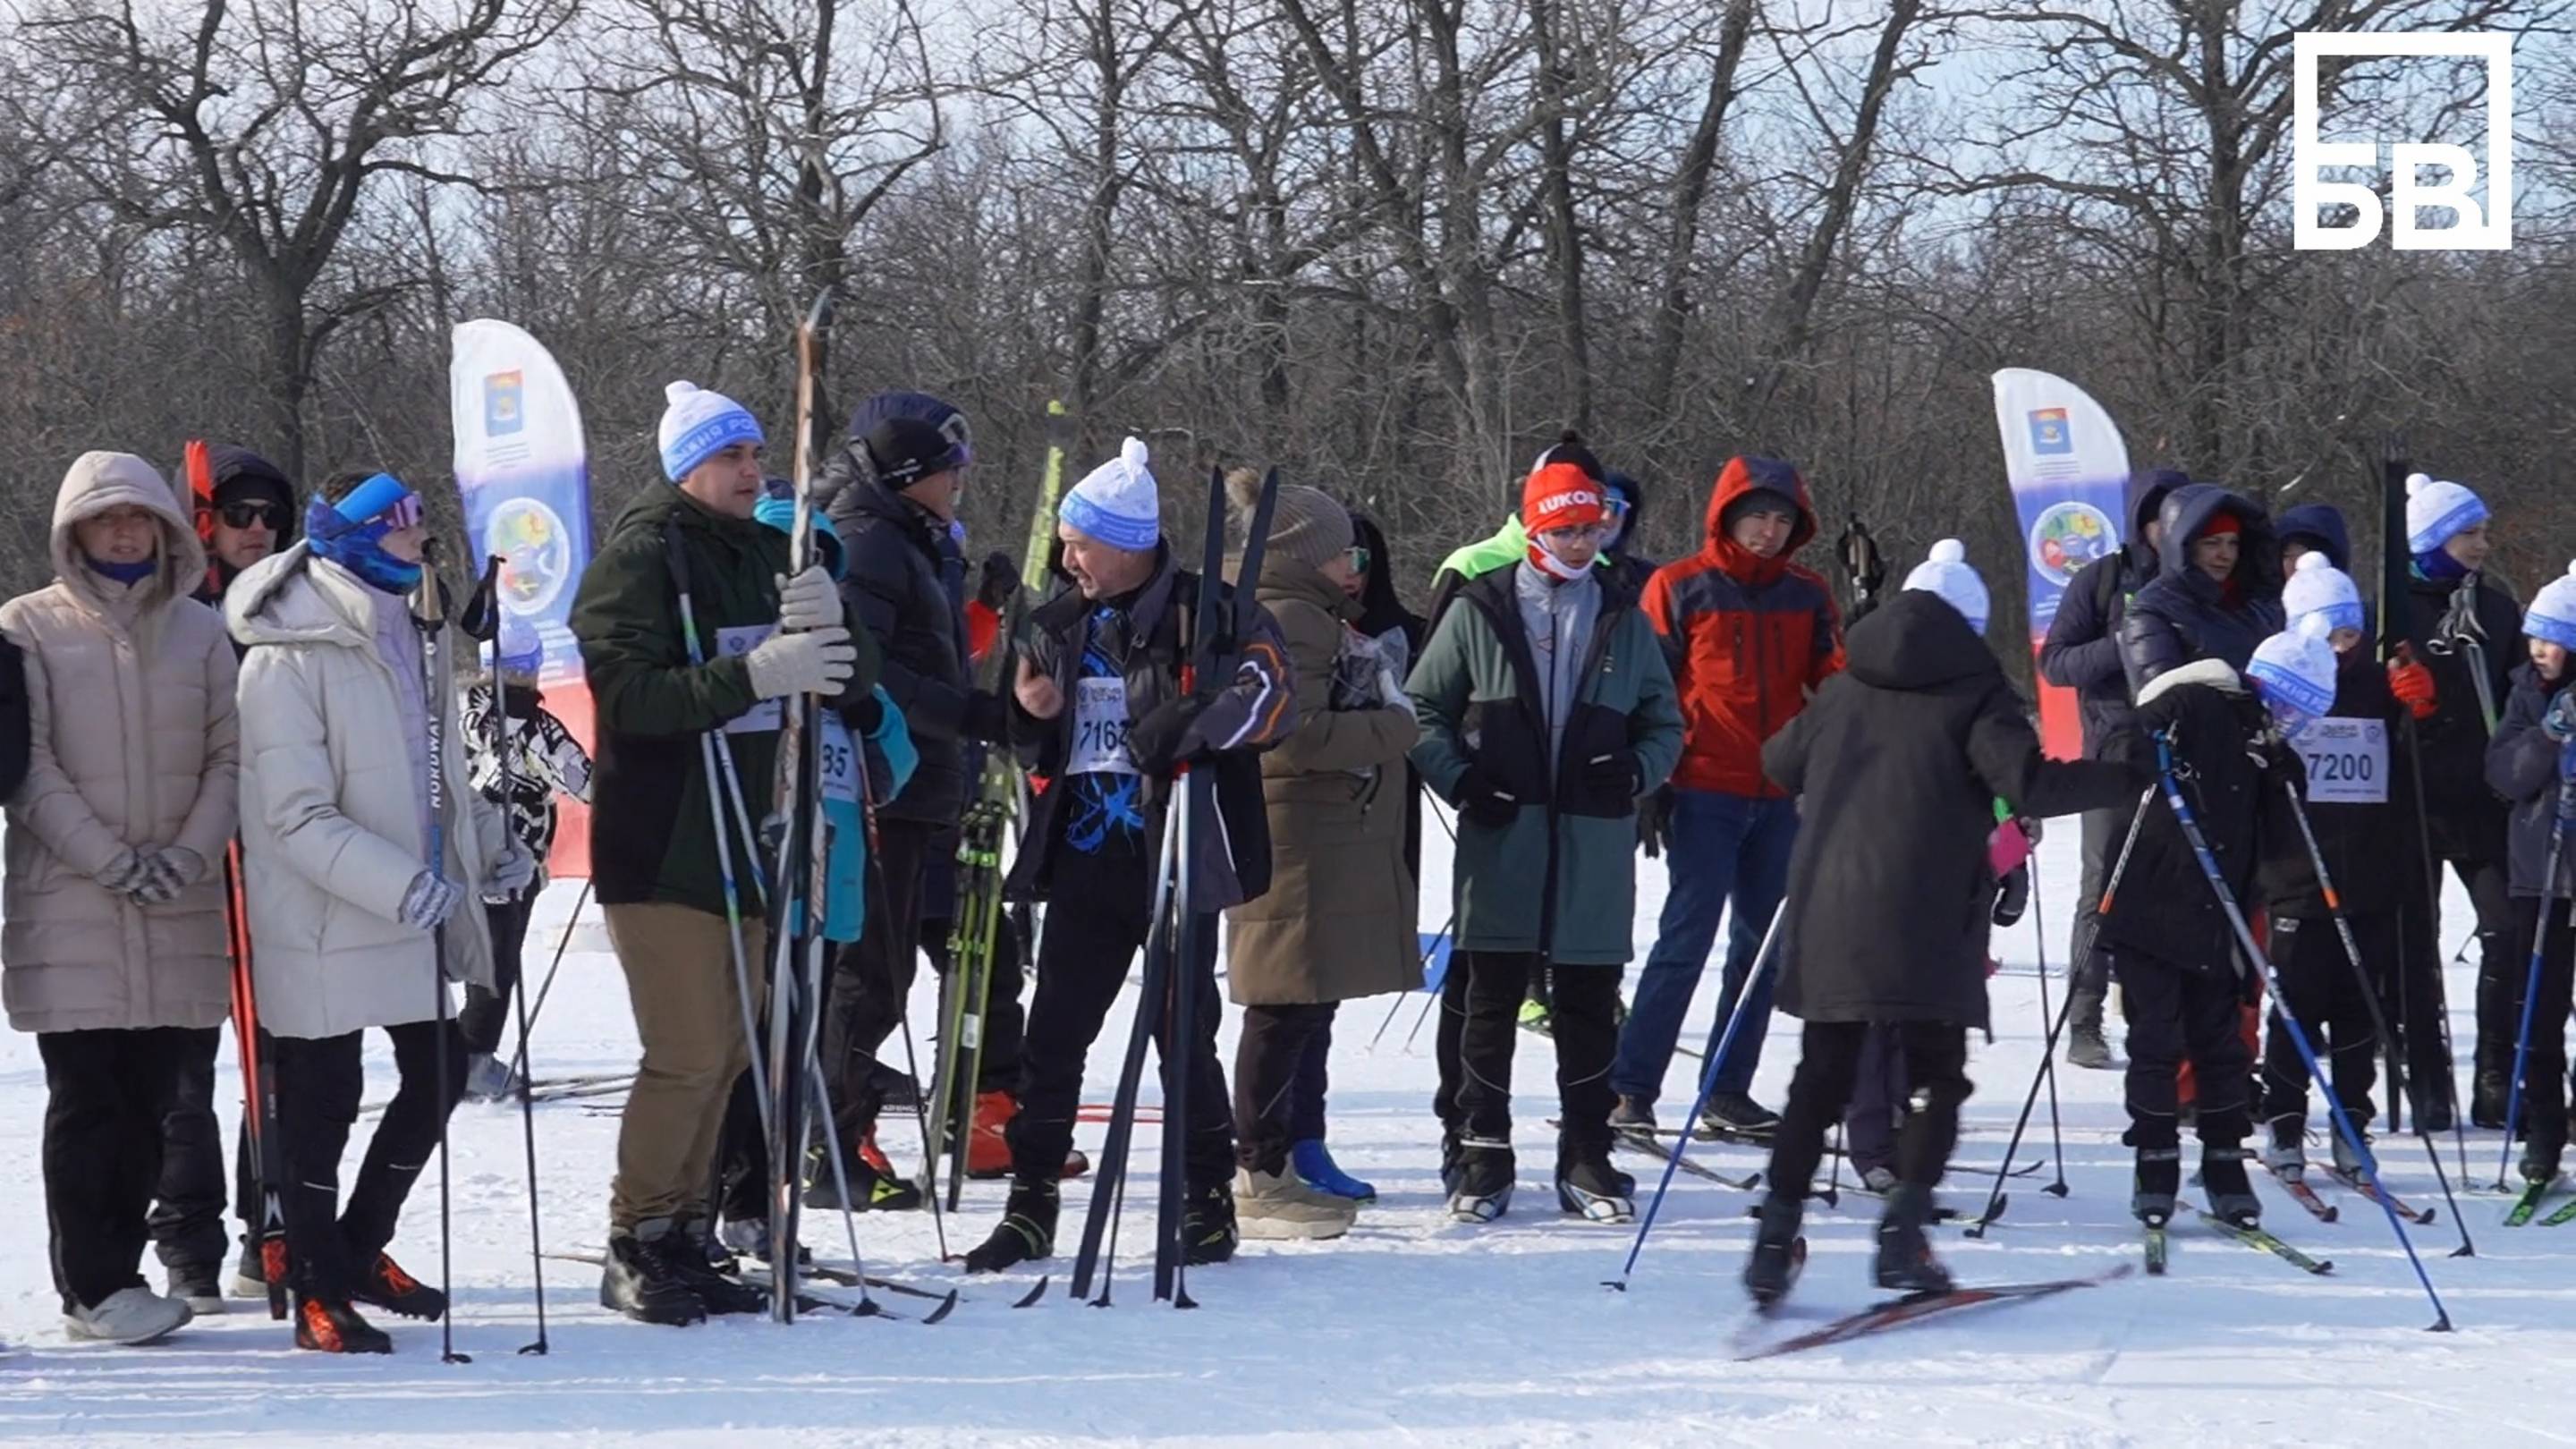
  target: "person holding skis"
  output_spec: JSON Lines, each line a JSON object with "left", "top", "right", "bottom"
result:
{"left": 457, "top": 622, "right": 594, "bottom": 1101}
{"left": 1610, "top": 454, "right": 1842, "bottom": 1143}
{"left": 2397, "top": 473, "right": 2524, "bottom": 1128}
{"left": 962, "top": 436, "right": 1294, "bottom": 1274}
{"left": 2258, "top": 555, "right": 2420, "bottom": 1182}
{"left": 1408, "top": 454, "right": 1682, "bottom": 1225}
{"left": 227, "top": 469, "right": 528, "bottom": 1352}
{"left": 1746, "top": 542, "right": 2138, "bottom": 1301}
{"left": 2485, "top": 563, "right": 2576, "bottom": 1187}
{"left": 2039, "top": 468, "right": 2182, "bottom": 1070}
{"left": 3, "top": 452, "right": 241, "bottom": 1345}
{"left": 2097, "top": 633, "right": 2326, "bottom": 1232}
{"left": 571, "top": 380, "right": 876, "bottom": 1326}
{"left": 1222, "top": 475, "right": 1419, "bottom": 1241}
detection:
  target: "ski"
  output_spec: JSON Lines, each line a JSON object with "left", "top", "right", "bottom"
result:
{"left": 2143, "top": 1221, "right": 2167, "bottom": 1275}
{"left": 1735, "top": 1264, "right": 2132, "bottom": 1361}
{"left": 2540, "top": 1194, "right": 2576, "bottom": 1227}
{"left": 1748, "top": 1194, "right": 2005, "bottom": 1232}
{"left": 2188, "top": 1201, "right": 2334, "bottom": 1275}
{"left": 2268, "top": 1171, "right": 2340, "bottom": 1223}
{"left": 2323, "top": 1168, "right": 2436, "bottom": 1225}
{"left": 2504, "top": 1175, "right": 2562, "bottom": 1226}
{"left": 1557, "top": 1119, "right": 1761, "bottom": 1191}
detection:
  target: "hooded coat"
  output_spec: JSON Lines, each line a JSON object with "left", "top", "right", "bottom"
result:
{"left": 826, "top": 470, "right": 981, "bottom": 826}
{"left": 226, "top": 540, "right": 509, "bottom": 1039}
{"left": 186, "top": 442, "right": 301, "bottom": 606}
{"left": 1761, "top": 591, "right": 2139, "bottom": 1027}
{"left": 2040, "top": 469, "right": 2182, "bottom": 756}
{"left": 1223, "top": 558, "right": 1421, "bottom": 1005}
{"left": 2275, "top": 504, "right": 2351, "bottom": 570}
{"left": 1599, "top": 470, "right": 1658, "bottom": 597}
{"left": 1, "top": 453, "right": 241, "bottom": 1036}
{"left": 2120, "top": 484, "right": 2286, "bottom": 696}
{"left": 1638, "top": 455, "right": 1843, "bottom": 798}
{"left": 2486, "top": 663, "right": 2576, "bottom": 899}
{"left": 2401, "top": 567, "right": 2521, "bottom": 860}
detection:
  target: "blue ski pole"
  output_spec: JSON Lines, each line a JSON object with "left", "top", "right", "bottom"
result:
{"left": 2154, "top": 732, "right": 2453, "bottom": 1332}
{"left": 2496, "top": 755, "right": 2575, "bottom": 1192}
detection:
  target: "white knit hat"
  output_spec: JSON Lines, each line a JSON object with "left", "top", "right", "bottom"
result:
{"left": 2282, "top": 551, "right": 2364, "bottom": 638}
{"left": 2405, "top": 471, "right": 2489, "bottom": 555}
{"left": 658, "top": 380, "right": 764, "bottom": 482}
{"left": 1902, "top": 538, "right": 1988, "bottom": 635}
{"left": 2525, "top": 560, "right": 2576, "bottom": 652}
{"left": 1059, "top": 436, "right": 1162, "bottom": 552}
{"left": 2248, "top": 614, "right": 2341, "bottom": 723}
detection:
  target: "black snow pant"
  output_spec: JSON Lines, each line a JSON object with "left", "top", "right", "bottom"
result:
{"left": 2503, "top": 894, "right": 2576, "bottom": 1159}
{"left": 2391, "top": 880, "right": 2460, "bottom": 1121}
{"left": 1290, "top": 1004, "right": 1339, "bottom": 1142}
{"left": 820, "top": 817, "right": 936, "bottom": 1168}
{"left": 2261, "top": 911, "right": 2384, "bottom": 1134}
{"left": 2440, "top": 853, "right": 2521, "bottom": 1084}
{"left": 458, "top": 893, "right": 536, "bottom": 1055}
{"left": 40, "top": 1027, "right": 209, "bottom": 1312}
{"left": 1840, "top": 1026, "right": 1909, "bottom": 1178}
{"left": 1433, "top": 961, "right": 1470, "bottom": 1137}
{"left": 1005, "top": 845, "right": 1232, "bottom": 1190}
{"left": 2114, "top": 945, "right": 2254, "bottom": 1150}
{"left": 1454, "top": 953, "right": 1617, "bottom": 1161}
{"left": 711, "top": 1068, "right": 768, "bottom": 1225}
{"left": 1768, "top": 1021, "right": 1970, "bottom": 1206}
{"left": 2068, "top": 801, "right": 2131, "bottom": 1030}
{"left": 147, "top": 1028, "right": 229, "bottom": 1275}
{"left": 268, "top": 1020, "right": 467, "bottom": 1301}
{"left": 919, "top": 901, "right": 1031, "bottom": 1108}
{"left": 1233, "top": 1002, "right": 1336, "bottom": 1175}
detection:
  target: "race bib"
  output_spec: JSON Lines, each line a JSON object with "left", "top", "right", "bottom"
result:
{"left": 818, "top": 713, "right": 860, "bottom": 804}
{"left": 715, "top": 623, "right": 784, "bottom": 735}
{"left": 2298, "top": 716, "right": 2390, "bottom": 806}
{"left": 1070, "top": 674, "right": 1137, "bottom": 775}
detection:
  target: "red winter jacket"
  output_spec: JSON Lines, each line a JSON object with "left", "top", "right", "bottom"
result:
{"left": 1642, "top": 456, "right": 1843, "bottom": 798}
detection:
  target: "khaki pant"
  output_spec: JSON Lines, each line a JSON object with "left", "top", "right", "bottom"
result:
{"left": 606, "top": 902, "right": 767, "bottom": 1231}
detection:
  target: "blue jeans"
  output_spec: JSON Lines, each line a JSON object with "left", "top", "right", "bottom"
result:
{"left": 1611, "top": 789, "right": 1799, "bottom": 1105}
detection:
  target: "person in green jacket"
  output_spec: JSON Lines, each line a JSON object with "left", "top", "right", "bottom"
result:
{"left": 1408, "top": 452, "right": 1683, "bottom": 1228}
{"left": 569, "top": 380, "right": 878, "bottom": 1326}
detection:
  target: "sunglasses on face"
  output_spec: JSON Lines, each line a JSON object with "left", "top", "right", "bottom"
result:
{"left": 380, "top": 495, "right": 424, "bottom": 530}
{"left": 218, "top": 500, "right": 280, "bottom": 530}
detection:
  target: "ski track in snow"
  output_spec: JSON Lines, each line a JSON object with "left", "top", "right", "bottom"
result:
{"left": 0, "top": 829, "right": 2569, "bottom": 1445}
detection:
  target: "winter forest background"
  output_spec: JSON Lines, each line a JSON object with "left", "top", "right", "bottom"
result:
{"left": 3, "top": 0, "right": 2572, "bottom": 649}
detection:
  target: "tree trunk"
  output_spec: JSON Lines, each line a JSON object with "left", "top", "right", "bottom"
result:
{"left": 1530, "top": 0, "right": 1589, "bottom": 432}
{"left": 1648, "top": 0, "right": 1756, "bottom": 423}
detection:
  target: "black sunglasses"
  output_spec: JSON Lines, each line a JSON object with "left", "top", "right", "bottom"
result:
{"left": 218, "top": 500, "right": 281, "bottom": 529}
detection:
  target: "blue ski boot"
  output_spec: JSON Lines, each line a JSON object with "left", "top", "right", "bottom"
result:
{"left": 1291, "top": 1140, "right": 1377, "bottom": 1203}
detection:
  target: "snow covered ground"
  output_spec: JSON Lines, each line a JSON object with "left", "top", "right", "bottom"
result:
{"left": 1, "top": 824, "right": 2572, "bottom": 1447}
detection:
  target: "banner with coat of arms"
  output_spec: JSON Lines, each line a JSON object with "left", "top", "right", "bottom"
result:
{"left": 451, "top": 319, "right": 597, "bottom": 875}
{"left": 1991, "top": 368, "right": 2131, "bottom": 760}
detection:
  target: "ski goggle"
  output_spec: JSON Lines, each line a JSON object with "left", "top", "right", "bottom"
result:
{"left": 1346, "top": 544, "right": 1371, "bottom": 575}
{"left": 217, "top": 500, "right": 282, "bottom": 529}
{"left": 1601, "top": 493, "right": 1632, "bottom": 528}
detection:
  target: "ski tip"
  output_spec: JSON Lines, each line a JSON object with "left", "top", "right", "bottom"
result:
{"left": 1013, "top": 1277, "right": 1050, "bottom": 1309}
{"left": 921, "top": 1291, "right": 961, "bottom": 1325}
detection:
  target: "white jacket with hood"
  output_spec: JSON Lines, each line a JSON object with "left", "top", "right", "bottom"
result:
{"left": 228, "top": 540, "right": 505, "bottom": 1039}
{"left": 1, "top": 452, "right": 240, "bottom": 1035}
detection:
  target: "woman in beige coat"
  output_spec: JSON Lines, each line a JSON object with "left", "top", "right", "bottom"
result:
{"left": 2, "top": 451, "right": 240, "bottom": 1345}
{"left": 227, "top": 469, "right": 523, "bottom": 1354}
{"left": 1222, "top": 479, "right": 1421, "bottom": 1241}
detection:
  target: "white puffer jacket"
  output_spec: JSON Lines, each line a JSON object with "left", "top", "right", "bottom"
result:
{"left": 0, "top": 452, "right": 240, "bottom": 1035}
{"left": 228, "top": 544, "right": 506, "bottom": 1039}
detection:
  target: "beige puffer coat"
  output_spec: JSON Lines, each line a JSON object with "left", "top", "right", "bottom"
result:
{"left": 1, "top": 452, "right": 240, "bottom": 1035}
{"left": 228, "top": 544, "right": 506, "bottom": 1039}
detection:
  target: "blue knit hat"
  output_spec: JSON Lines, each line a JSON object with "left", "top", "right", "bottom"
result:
{"left": 1902, "top": 538, "right": 1989, "bottom": 636}
{"left": 2248, "top": 614, "right": 2341, "bottom": 724}
{"left": 2282, "top": 551, "right": 2364, "bottom": 639}
{"left": 2526, "top": 561, "right": 2576, "bottom": 652}
{"left": 1059, "top": 436, "right": 1161, "bottom": 552}
{"left": 659, "top": 380, "right": 764, "bottom": 482}
{"left": 2405, "top": 471, "right": 2488, "bottom": 555}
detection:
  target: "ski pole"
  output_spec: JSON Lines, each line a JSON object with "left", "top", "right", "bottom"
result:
{"left": 1368, "top": 914, "right": 1454, "bottom": 1054}
{"left": 2029, "top": 870, "right": 2071, "bottom": 1199}
{"left": 2277, "top": 779, "right": 2472, "bottom": 1256}
{"left": 506, "top": 877, "right": 592, "bottom": 1087}
{"left": 1072, "top": 810, "right": 1188, "bottom": 1303}
{"left": 2496, "top": 821, "right": 2569, "bottom": 1192}
{"left": 416, "top": 542, "right": 470, "bottom": 1365}
{"left": 490, "top": 640, "right": 552, "bottom": 1354}
{"left": 895, "top": 1012, "right": 950, "bottom": 1262}
{"left": 1604, "top": 898, "right": 1785, "bottom": 1292}
{"left": 2155, "top": 733, "right": 2453, "bottom": 1332}
{"left": 1966, "top": 785, "right": 2154, "bottom": 1241}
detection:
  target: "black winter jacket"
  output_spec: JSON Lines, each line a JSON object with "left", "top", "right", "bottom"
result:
{"left": 2486, "top": 663, "right": 2576, "bottom": 899}
{"left": 2121, "top": 485, "right": 2285, "bottom": 697}
{"left": 2040, "top": 470, "right": 2182, "bottom": 757}
{"left": 2097, "top": 663, "right": 2301, "bottom": 977}
{"left": 2402, "top": 570, "right": 2522, "bottom": 860}
{"left": 828, "top": 475, "right": 990, "bottom": 825}
{"left": 1762, "top": 592, "right": 2139, "bottom": 1027}
{"left": 2261, "top": 649, "right": 2420, "bottom": 917}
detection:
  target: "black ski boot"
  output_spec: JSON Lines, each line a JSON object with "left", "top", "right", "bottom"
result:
{"left": 352, "top": 1251, "right": 446, "bottom": 1321}
{"left": 1698, "top": 1091, "right": 1781, "bottom": 1143}
{"left": 599, "top": 1229, "right": 707, "bottom": 1327}
{"left": 962, "top": 1180, "right": 1058, "bottom": 1274}
{"left": 1446, "top": 1138, "right": 1515, "bottom": 1224}
{"left": 293, "top": 1294, "right": 394, "bottom": 1353}
{"left": 1182, "top": 1179, "right": 1240, "bottom": 1266}
{"left": 2131, "top": 1146, "right": 2182, "bottom": 1225}
{"left": 805, "top": 1147, "right": 925, "bottom": 1212}
{"left": 1438, "top": 1129, "right": 1464, "bottom": 1197}
{"left": 2201, "top": 1143, "right": 2260, "bottom": 1227}
{"left": 2522, "top": 1136, "right": 2566, "bottom": 1186}
{"left": 1555, "top": 1146, "right": 1637, "bottom": 1224}
{"left": 1742, "top": 1194, "right": 1806, "bottom": 1308}
{"left": 1873, "top": 1182, "right": 1954, "bottom": 1295}
{"left": 659, "top": 1226, "right": 766, "bottom": 1315}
